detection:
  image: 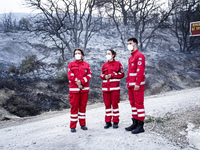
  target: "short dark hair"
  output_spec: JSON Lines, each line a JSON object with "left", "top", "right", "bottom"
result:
{"left": 128, "top": 38, "right": 138, "bottom": 44}
{"left": 108, "top": 49, "right": 116, "bottom": 58}
{"left": 73, "top": 48, "right": 85, "bottom": 57}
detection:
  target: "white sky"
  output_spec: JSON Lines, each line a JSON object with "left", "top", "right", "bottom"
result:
{"left": 0, "top": 0, "right": 33, "bottom": 14}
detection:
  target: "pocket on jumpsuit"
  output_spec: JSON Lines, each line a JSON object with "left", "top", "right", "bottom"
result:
{"left": 69, "top": 94, "right": 74, "bottom": 105}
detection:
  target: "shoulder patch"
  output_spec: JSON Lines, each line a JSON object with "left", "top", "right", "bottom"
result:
{"left": 139, "top": 58, "right": 142, "bottom": 60}
{"left": 138, "top": 61, "right": 142, "bottom": 65}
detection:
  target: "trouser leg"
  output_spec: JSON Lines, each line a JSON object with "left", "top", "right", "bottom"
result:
{"left": 111, "top": 90, "right": 120, "bottom": 123}
{"left": 103, "top": 92, "right": 112, "bottom": 122}
{"left": 78, "top": 92, "right": 89, "bottom": 126}
{"left": 134, "top": 89, "right": 145, "bottom": 121}
{"left": 69, "top": 93, "right": 80, "bottom": 128}
{"left": 128, "top": 88, "right": 138, "bottom": 120}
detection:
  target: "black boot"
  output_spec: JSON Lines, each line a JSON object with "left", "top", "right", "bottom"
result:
{"left": 71, "top": 128, "right": 76, "bottom": 133}
{"left": 113, "top": 122, "right": 118, "bottom": 129}
{"left": 125, "top": 118, "right": 138, "bottom": 131}
{"left": 104, "top": 122, "right": 112, "bottom": 129}
{"left": 81, "top": 125, "right": 88, "bottom": 130}
{"left": 131, "top": 120, "right": 145, "bottom": 134}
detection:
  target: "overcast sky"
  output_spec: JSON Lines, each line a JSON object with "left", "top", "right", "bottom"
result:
{"left": 0, "top": 0, "right": 32, "bottom": 14}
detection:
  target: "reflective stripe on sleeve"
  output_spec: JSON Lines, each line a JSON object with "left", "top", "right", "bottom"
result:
{"left": 87, "top": 74, "right": 92, "bottom": 77}
{"left": 129, "top": 73, "right": 137, "bottom": 76}
{"left": 83, "top": 77, "right": 87, "bottom": 83}
{"left": 129, "top": 81, "right": 145, "bottom": 86}
{"left": 102, "top": 88, "right": 108, "bottom": 91}
{"left": 110, "top": 87, "right": 120, "bottom": 90}
{"left": 69, "top": 88, "right": 80, "bottom": 91}
{"left": 82, "top": 87, "right": 90, "bottom": 90}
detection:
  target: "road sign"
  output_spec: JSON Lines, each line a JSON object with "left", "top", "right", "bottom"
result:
{"left": 190, "top": 21, "right": 200, "bottom": 36}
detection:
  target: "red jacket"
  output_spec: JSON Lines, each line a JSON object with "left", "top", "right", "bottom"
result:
{"left": 68, "top": 60, "right": 92, "bottom": 93}
{"left": 127, "top": 49, "right": 145, "bottom": 88}
{"left": 100, "top": 59, "right": 124, "bottom": 92}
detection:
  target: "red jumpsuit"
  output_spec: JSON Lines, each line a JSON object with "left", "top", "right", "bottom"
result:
{"left": 100, "top": 59, "right": 124, "bottom": 123}
{"left": 127, "top": 50, "right": 145, "bottom": 121}
{"left": 68, "top": 60, "right": 92, "bottom": 128}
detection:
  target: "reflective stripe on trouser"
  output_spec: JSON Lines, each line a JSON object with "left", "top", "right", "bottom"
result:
{"left": 69, "top": 92, "right": 89, "bottom": 128}
{"left": 128, "top": 87, "right": 145, "bottom": 121}
{"left": 103, "top": 90, "right": 120, "bottom": 123}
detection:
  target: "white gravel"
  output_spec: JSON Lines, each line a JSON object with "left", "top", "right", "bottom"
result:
{"left": 0, "top": 87, "right": 200, "bottom": 150}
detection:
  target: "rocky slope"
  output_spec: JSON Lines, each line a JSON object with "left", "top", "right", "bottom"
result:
{"left": 0, "top": 31, "right": 200, "bottom": 118}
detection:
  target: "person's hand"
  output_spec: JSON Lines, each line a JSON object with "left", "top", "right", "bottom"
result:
{"left": 76, "top": 80, "right": 81, "bottom": 85}
{"left": 105, "top": 75, "right": 109, "bottom": 80}
{"left": 107, "top": 74, "right": 111, "bottom": 79}
{"left": 134, "top": 85, "right": 140, "bottom": 91}
{"left": 78, "top": 84, "right": 83, "bottom": 89}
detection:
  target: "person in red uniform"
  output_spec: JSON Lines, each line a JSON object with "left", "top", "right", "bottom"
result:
{"left": 68, "top": 48, "right": 92, "bottom": 133}
{"left": 125, "top": 38, "right": 145, "bottom": 134}
{"left": 100, "top": 49, "right": 125, "bottom": 129}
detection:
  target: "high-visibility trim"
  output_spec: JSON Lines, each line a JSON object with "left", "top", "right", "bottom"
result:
{"left": 106, "top": 114, "right": 112, "bottom": 116}
{"left": 138, "top": 114, "right": 145, "bottom": 117}
{"left": 110, "top": 79, "right": 120, "bottom": 82}
{"left": 113, "top": 109, "right": 119, "bottom": 112}
{"left": 78, "top": 116, "right": 85, "bottom": 119}
{"left": 87, "top": 74, "right": 92, "bottom": 78}
{"left": 69, "top": 88, "right": 80, "bottom": 91}
{"left": 70, "top": 118, "right": 78, "bottom": 121}
{"left": 71, "top": 73, "right": 74, "bottom": 76}
{"left": 106, "top": 109, "right": 112, "bottom": 112}
{"left": 82, "top": 87, "right": 90, "bottom": 90}
{"left": 132, "top": 112, "right": 137, "bottom": 115}
{"left": 70, "top": 114, "right": 78, "bottom": 117}
{"left": 83, "top": 77, "right": 87, "bottom": 83}
{"left": 103, "top": 79, "right": 120, "bottom": 83}
{"left": 129, "top": 81, "right": 145, "bottom": 86}
{"left": 78, "top": 112, "right": 85, "bottom": 116}
{"left": 113, "top": 113, "right": 119, "bottom": 116}
{"left": 110, "top": 87, "right": 120, "bottom": 90}
{"left": 137, "top": 109, "right": 145, "bottom": 112}
{"left": 102, "top": 88, "right": 108, "bottom": 91}
{"left": 129, "top": 73, "right": 137, "bottom": 76}
{"left": 132, "top": 107, "right": 137, "bottom": 110}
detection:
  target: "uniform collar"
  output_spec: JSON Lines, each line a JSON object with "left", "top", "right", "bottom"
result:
{"left": 131, "top": 49, "right": 138, "bottom": 55}
{"left": 107, "top": 59, "right": 115, "bottom": 63}
{"left": 75, "top": 60, "right": 83, "bottom": 63}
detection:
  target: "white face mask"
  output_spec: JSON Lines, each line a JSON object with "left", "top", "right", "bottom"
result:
{"left": 75, "top": 54, "right": 82, "bottom": 60}
{"left": 127, "top": 45, "right": 134, "bottom": 51}
{"left": 106, "top": 55, "right": 112, "bottom": 61}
